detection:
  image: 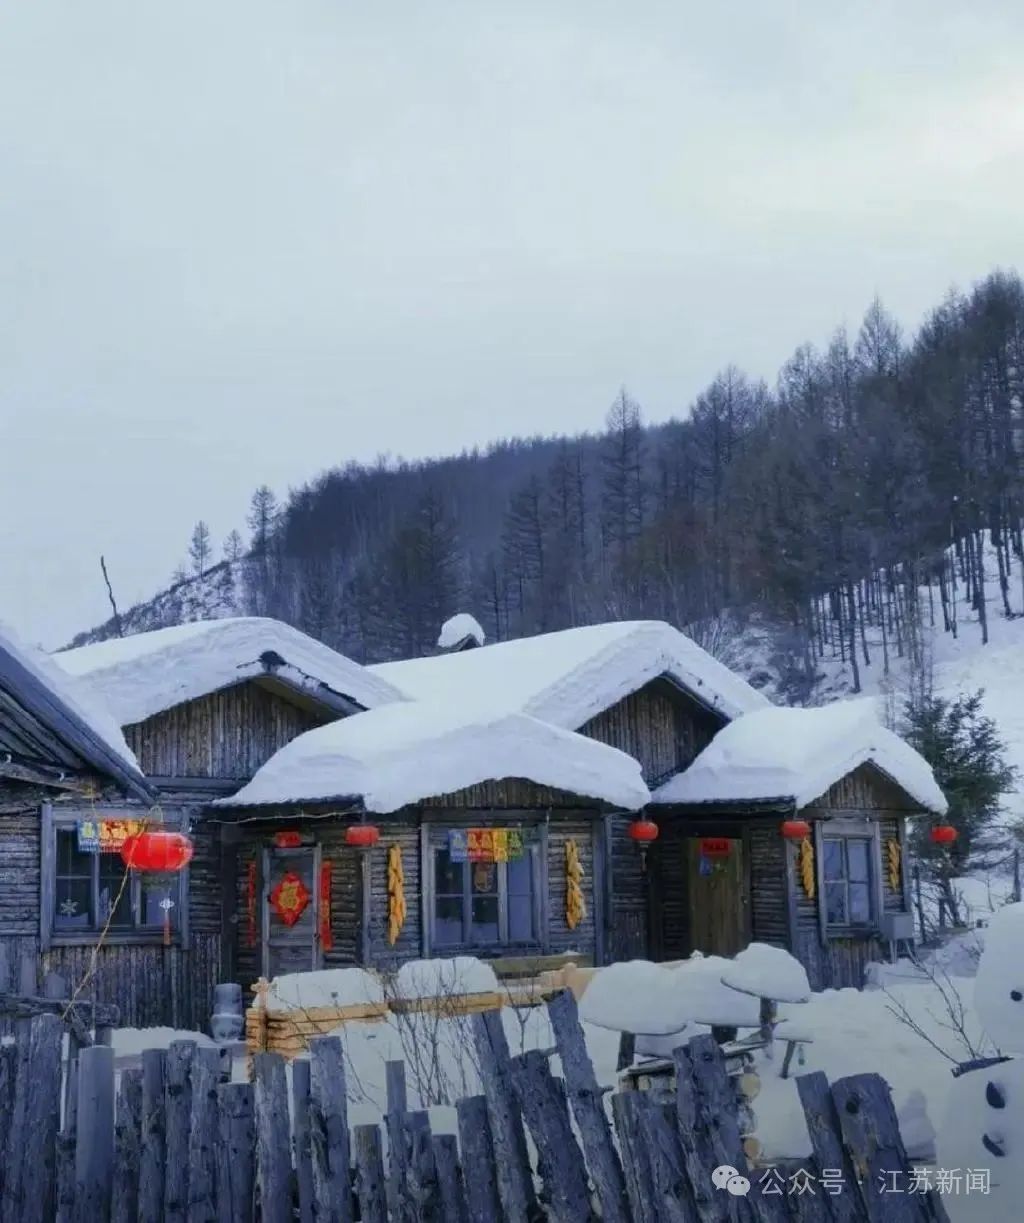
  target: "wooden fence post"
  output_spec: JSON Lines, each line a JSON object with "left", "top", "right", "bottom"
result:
{"left": 404, "top": 1111, "right": 441, "bottom": 1223}
{"left": 215, "top": 1082, "right": 255, "bottom": 1223}
{"left": 547, "top": 989, "right": 630, "bottom": 1223}
{"left": 384, "top": 1059, "right": 409, "bottom": 1222}
{"left": 795, "top": 1071, "right": 863, "bottom": 1223}
{"left": 455, "top": 1095, "right": 502, "bottom": 1223}
{"left": 187, "top": 1045, "right": 221, "bottom": 1221}
{"left": 139, "top": 1048, "right": 167, "bottom": 1223}
{"left": 2, "top": 1005, "right": 32, "bottom": 1218}
{"left": 164, "top": 1040, "right": 196, "bottom": 1223}
{"left": 0, "top": 1042, "right": 16, "bottom": 1204}
{"left": 18, "top": 1013, "right": 64, "bottom": 1223}
{"left": 253, "top": 1052, "right": 292, "bottom": 1223}
{"left": 56, "top": 1054, "right": 79, "bottom": 1223}
{"left": 112, "top": 1068, "right": 143, "bottom": 1223}
{"left": 352, "top": 1124, "right": 388, "bottom": 1223}
{"left": 74, "top": 1042, "right": 116, "bottom": 1223}
{"left": 636, "top": 1097, "right": 696, "bottom": 1223}
{"left": 308, "top": 1036, "right": 353, "bottom": 1223}
{"left": 671, "top": 1041, "right": 722, "bottom": 1223}
{"left": 508, "top": 1050, "right": 593, "bottom": 1223}
{"left": 291, "top": 1057, "right": 315, "bottom": 1223}
{"left": 611, "top": 1090, "right": 658, "bottom": 1223}
{"left": 471, "top": 1009, "right": 537, "bottom": 1223}
{"left": 432, "top": 1133, "right": 468, "bottom": 1223}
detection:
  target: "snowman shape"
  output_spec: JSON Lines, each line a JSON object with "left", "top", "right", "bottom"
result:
{"left": 938, "top": 902, "right": 1024, "bottom": 1219}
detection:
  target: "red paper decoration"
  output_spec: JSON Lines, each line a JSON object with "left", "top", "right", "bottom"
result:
{"left": 700, "top": 837, "right": 731, "bottom": 858}
{"left": 270, "top": 871, "right": 311, "bottom": 926}
{"left": 274, "top": 830, "right": 303, "bottom": 849}
{"left": 628, "top": 819, "right": 659, "bottom": 844}
{"left": 930, "top": 824, "right": 958, "bottom": 845}
{"left": 319, "top": 861, "right": 333, "bottom": 951}
{"left": 120, "top": 831, "right": 194, "bottom": 872}
{"left": 781, "top": 819, "right": 812, "bottom": 841}
{"left": 345, "top": 824, "right": 381, "bottom": 849}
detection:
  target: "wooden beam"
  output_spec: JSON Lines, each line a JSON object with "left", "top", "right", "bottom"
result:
{"left": 0, "top": 756, "right": 96, "bottom": 793}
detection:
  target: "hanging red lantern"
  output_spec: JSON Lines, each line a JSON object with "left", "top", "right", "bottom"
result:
{"left": 345, "top": 824, "right": 381, "bottom": 849}
{"left": 628, "top": 819, "right": 659, "bottom": 844}
{"left": 274, "top": 830, "right": 303, "bottom": 849}
{"left": 120, "top": 830, "right": 194, "bottom": 872}
{"left": 930, "top": 824, "right": 958, "bottom": 845}
{"left": 700, "top": 837, "right": 731, "bottom": 858}
{"left": 781, "top": 819, "right": 812, "bottom": 841}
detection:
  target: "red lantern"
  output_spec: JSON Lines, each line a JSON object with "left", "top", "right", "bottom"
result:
{"left": 781, "top": 819, "right": 812, "bottom": 841}
{"left": 120, "top": 830, "right": 193, "bottom": 872}
{"left": 930, "top": 824, "right": 958, "bottom": 845}
{"left": 628, "top": 819, "right": 659, "bottom": 844}
{"left": 274, "top": 830, "right": 303, "bottom": 849}
{"left": 345, "top": 824, "right": 381, "bottom": 849}
{"left": 700, "top": 837, "right": 731, "bottom": 858}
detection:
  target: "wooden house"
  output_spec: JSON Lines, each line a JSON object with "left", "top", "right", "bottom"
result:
{"left": 0, "top": 621, "right": 154, "bottom": 1002}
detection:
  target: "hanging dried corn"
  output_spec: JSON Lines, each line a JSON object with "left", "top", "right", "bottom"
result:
{"left": 387, "top": 844, "right": 407, "bottom": 946}
{"left": 799, "top": 837, "right": 816, "bottom": 900}
{"left": 886, "top": 838, "right": 901, "bottom": 893}
{"left": 565, "top": 838, "right": 586, "bottom": 930}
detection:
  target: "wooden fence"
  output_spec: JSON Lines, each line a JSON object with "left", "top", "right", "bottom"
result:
{"left": 0, "top": 989, "right": 951, "bottom": 1222}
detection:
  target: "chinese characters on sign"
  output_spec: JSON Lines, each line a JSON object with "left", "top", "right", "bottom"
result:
{"left": 77, "top": 819, "right": 144, "bottom": 853}
{"left": 447, "top": 828, "right": 525, "bottom": 863}
{"left": 711, "top": 1164, "right": 991, "bottom": 1199}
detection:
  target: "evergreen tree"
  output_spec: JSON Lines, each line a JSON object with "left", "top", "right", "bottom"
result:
{"left": 223, "top": 529, "right": 245, "bottom": 564}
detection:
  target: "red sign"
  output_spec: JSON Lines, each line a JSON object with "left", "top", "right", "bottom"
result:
{"left": 246, "top": 861, "right": 258, "bottom": 948}
{"left": 274, "top": 830, "right": 303, "bottom": 849}
{"left": 700, "top": 837, "right": 732, "bottom": 858}
{"left": 319, "top": 861, "right": 333, "bottom": 951}
{"left": 270, "top": 871, "right": 310, "bottom": 927}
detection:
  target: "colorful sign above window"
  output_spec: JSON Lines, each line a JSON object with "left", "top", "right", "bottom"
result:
{"left": 448, "top": 828, "right": 525, "bottom": 863}
{"left": 77, "top": 819, "right": 144, "bottom": 853}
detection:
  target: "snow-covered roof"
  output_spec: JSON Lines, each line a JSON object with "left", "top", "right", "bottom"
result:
{"left": 372, "top": 620, "right": 768, "bottom": 729}
{"left": 437, "top": 613, "right": 485, "bottom": 651}
{"left": 651, "top": 699, "right": 948, "bottom": 814}
{"left": 55, "top": 618, "right": 406, "bottom": 727}
{"left": 215, "top": 701, "right": 651, "bottom": 813}
{"left": 0, "top": 619, "right": 151, "bottom": 799}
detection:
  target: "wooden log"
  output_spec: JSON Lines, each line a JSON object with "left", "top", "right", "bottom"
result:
{"left": 616, "top": 1031, "right": 636, "bottom": 1072}
{"left": 215, "top": 1082, "right": 256, "bottom": 1223}
{"left": 672, "top": 1042, "right": 725, "bottom": 1223}
{"left": 2, "top": 1009, "right": 32, "bottom": 1218}
{"left": 385, "top": 1059, "right": 409, "bottom": 1222}
{"left": 455, "top": 1095, "right": 503, "bottom": 1223}
{"left": 18, "top": 1013, "right": 64, "bottom": 1223}
{"left": 291, "top": 1057, "right": 315, "bottom": 1223}
{"left": 139, "top": 1048, "right": 167, "bottom": 1223}
{"left": 795, "top": 1072, "right": 862, "bottom": 1223}
{"left": 0, "top": 1042, "right": 17, "bottom": 1205}
{"left": 830, "top": 1074, "right": 943, "bottom": 1223}
{"left": 112, "top": 1067, "right": 143, "bottom": 1223}
{"left": 352, "top": 1124, "right": 388, "bottom": 1223}
{"left": 253, "top": 1052, "right": 292, "bottom": 1223}
{"left": 164, "top": 1040, "right": 196, "bottom": 1223}
{"left": 432, "top": 1133, "right": 469, "bottom": 1223}
{"left": 55, "top": 1057, "right": 79, "bottom": 1223}
{"left": 471, "top": 1009, "right": 537, "bottom": 1223}
{"left": 636, "top": 1096, "right": 696, "bottom": 1223}
{"left": 547, "top": 989, "right": 630, "bottom": 1223}
{"left": 74, "top": 1042, "right": 116, "bottom": 1223}
{"left": 0, "top": 991, "right": 119, "bottom": 1025}
{"left": 508, "top": 1050, "right": 593, "bottom": 1223}
{"left": 611, "top": 1089, "right": 658, "bottom": 1223}
{"left": 770, "top": 1159, "right": 829, "bottom": 1223}
{"left": 187, "top": 1045, "right": 221, "bottom": 1222}
{"left": 404, "top": 1111, "right": 441, "bottom": 1223}
{"left": 308, "top": 1037, "right": 353, "bottom": 1223}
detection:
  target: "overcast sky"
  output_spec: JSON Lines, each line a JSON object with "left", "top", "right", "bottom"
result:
{"left": 2, "top": 1, "right": 1022, "bottom": 646}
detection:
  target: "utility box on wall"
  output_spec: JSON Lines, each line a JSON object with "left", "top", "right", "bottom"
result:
{"left": 880, "top": 911, "right": 915, "bottom": 942}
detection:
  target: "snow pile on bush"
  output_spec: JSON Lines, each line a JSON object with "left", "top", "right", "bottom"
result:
{"left": 392, "top": 957, "right": 499, "bottom": 1000}
{"left": 266, "top": 967, "right": 385, "bottom": 1013}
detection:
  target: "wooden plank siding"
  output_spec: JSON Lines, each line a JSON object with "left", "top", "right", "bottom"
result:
{"left": 124, "top": 681, "right": 328, "bottom": 780}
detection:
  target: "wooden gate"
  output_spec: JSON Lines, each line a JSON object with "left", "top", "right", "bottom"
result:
{"left": 687, "top": 837, "right": 747, "bottom": 957}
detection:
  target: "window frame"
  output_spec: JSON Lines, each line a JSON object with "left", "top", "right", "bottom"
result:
{"left": 814, "top": 817, "right": 883, "bottom": 940}
{"left": 41, "top": 804, "right": 190, "bottom": 949}
{"left": 426, "top": 831, "right": 543, "bottom": 955}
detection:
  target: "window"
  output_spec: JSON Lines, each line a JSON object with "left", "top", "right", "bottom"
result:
{"left": 431, "top": 842, "right": 538, "bottom": 949}
{"left": 822, "top": 836, "right": 873, "bottom": 927}
{"left": 52, "top": 827, "right": 182, "bottom": 936}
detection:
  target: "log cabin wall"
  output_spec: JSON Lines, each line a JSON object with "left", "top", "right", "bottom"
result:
{"left": 579, "top": 678, "right": 725, "bottom": 961}
{"left": 791, "top": 764, "right": 916, "bottom": 990}
{"left": 0, "top": 785, "right": 222, "bottom": 1030}
{"left": 124, "top": 680, "right": 328, "bottom": 780}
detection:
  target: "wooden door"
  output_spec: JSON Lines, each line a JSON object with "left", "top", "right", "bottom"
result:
{"left": 686, "top": 838, "right": 747, "bottom": 958}
{"left": 262, "top": 845, "right": 320, "bottom": 979}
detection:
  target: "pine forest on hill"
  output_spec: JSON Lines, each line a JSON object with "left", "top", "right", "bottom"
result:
{"left": 71, "top": 269, "right": 1024, "bottom": 706}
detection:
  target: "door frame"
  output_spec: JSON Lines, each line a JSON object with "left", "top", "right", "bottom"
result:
{"left": 260, "top": 842, "right": 323, "bottom": 979}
